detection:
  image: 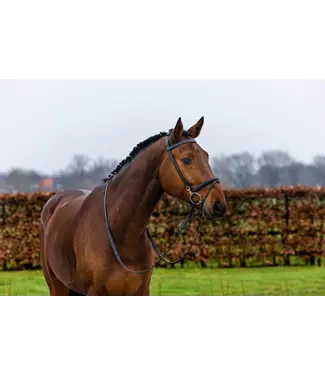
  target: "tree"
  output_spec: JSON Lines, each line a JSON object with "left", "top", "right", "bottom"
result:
{"left": 312, "top": 155, "right": 325, "bottom": 185}
{"left": 6, "top": 168, "right": 42, "bottom": 192}
{"left": 86, "top": 157, "right": 118, "bottom": 182}
{"left": 257, "top": 151, "right": 293, "bottom": 187}
{"left": 212, "top": 152, "right": 256, "bottom": 188}
{"left": 66, "top": 154, "right": 92, "bottom": 181}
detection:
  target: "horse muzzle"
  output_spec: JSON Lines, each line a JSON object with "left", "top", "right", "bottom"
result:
{"left": 203, "top": 200, "right": 227, "bottom": 220}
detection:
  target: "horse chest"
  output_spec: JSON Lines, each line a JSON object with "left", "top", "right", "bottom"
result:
{"left": 95, "top": 271, "right": 151, "bottom": 296}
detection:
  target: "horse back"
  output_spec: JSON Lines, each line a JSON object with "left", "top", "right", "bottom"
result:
{"left": 41, "top": 189, "right": 90, "bottom": 227}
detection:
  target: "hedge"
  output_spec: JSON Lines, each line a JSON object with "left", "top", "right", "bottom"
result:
{"left": 1, "top": 186, "right": 325, "bottom": 270}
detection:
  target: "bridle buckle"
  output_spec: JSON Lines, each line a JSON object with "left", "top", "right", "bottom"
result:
{"left": 186, "top": 187, "right": 202, "bottom": 206}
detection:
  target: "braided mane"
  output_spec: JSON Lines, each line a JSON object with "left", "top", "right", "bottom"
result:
{"left": 102, "top": 129, "right": 192, "bottom": 183}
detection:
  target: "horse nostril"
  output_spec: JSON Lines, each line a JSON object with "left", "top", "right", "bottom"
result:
{"left": 213, "top": 201, "right": 226, "bottom": 215}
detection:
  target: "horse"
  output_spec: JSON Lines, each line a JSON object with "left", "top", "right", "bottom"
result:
{"left": 40, "top": 116, "right": 227, "bottom": 296}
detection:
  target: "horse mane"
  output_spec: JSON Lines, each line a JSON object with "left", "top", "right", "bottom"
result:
{"left": 102, "top": 129, "right": 193, "bottom": 183}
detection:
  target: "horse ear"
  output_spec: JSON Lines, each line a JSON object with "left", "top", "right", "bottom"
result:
{"left": 173, "top": 117, "right": 184, "bottom": 142}
{"left": 187, "top": 116, "right": 204, "bottom": 138}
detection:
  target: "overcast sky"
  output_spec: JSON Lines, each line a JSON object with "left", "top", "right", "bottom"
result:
{"left": 1, "top": 79, "right": 324, "bottom": 174}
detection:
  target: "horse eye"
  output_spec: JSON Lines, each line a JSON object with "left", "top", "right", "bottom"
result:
{"left": 181, "top": 157, "right": 192, "bottom": 165}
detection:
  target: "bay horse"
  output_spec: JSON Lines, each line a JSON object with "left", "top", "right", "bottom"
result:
{"left": 40, "top": 117, "right": 227, "bottom": 296}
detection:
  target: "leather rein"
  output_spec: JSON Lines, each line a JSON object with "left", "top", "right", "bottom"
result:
{"left": 103, "top": 130, "right": 220, "bottom": 274}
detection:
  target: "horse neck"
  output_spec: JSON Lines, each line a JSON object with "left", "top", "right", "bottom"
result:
{"left": 108, "top": 140, "right": 164, "bottom": 244}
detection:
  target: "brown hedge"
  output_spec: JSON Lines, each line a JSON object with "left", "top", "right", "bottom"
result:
{"left": 1, "top": 186, "right": 325, "bottom": 270}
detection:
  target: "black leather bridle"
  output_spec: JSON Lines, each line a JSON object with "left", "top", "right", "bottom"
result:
{"left": 164, "top": 129, "right": 220, "bottom": 207}
{"left": 103, "top": 129, "right": 221, "bottom": 274}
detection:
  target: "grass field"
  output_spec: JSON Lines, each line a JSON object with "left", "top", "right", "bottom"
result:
{"left": 1, "top": 266, "right": 325, "bottom": 295}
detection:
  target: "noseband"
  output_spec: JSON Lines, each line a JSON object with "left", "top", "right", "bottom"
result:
{"left": 103, "top": 130, "right": 221, "bottom": 274}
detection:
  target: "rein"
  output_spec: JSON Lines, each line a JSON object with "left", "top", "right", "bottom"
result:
{"left": 103, "top": 130, "right": 220, "bottom": 274}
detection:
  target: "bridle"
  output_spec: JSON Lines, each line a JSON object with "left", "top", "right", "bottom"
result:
{"left": 164, "top": 129, "right": 220, "bottom": 207}
{"left": 103, "top": 129, "right": 220, "bottom": 274}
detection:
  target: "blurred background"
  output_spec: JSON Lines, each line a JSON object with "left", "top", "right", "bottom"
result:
{"left": 1, "top": 79, "right": 325, "bottom": 193}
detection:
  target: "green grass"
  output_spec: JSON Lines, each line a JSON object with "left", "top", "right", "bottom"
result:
{"left": 1, "top": 266, "right": 325, "bottom": 295}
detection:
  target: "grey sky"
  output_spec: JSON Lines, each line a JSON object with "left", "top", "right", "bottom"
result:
{"left": 1, "top": 79, "right": 324, "bottom": 174}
